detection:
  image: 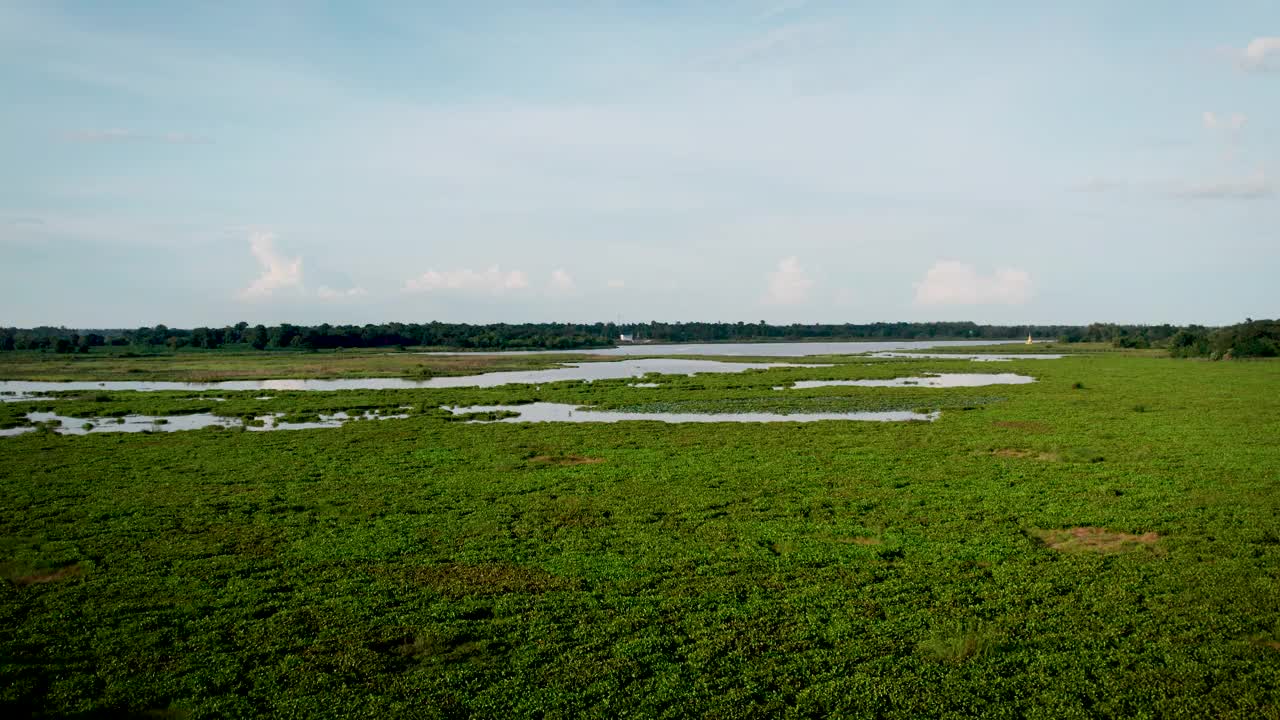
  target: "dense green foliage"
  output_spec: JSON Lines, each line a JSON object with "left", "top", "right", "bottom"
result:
{"left": 0, "top": 320, "right": 1209, "bottom": 353}
{"left": 1167, "top": 319, "right": 1280, "bottom": 359}
{"left": 1, "top": 354, "right": 1278, "bottom": 718}
{"left": 1054, "top": 322, "right": 1190, "bottom": 346}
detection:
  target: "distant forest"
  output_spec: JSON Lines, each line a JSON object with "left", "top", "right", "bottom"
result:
{"left": 0, "top": 319, "right": 1275, "bottom": 357}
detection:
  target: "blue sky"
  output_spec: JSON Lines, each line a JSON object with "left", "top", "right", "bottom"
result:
{"left": 1, "top": 1, "right": 1276, "bottom": 327}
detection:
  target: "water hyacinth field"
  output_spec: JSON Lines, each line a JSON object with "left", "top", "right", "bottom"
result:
{"left": 0, "top": 347, "right": 1278, "bottom": 718}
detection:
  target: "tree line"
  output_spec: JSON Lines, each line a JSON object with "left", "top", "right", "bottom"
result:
{"left": 1164, "top": 319, "right": 1278, "bottom": 359}
{"left": 0, "top": 320, "right": 1273, "bottom": 355}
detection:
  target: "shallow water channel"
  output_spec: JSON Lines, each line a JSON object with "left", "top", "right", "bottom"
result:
{"left": 0, "top": 358, "right": 826, "bottom": 401}
{"left": 783, "top": 373, "right": 1036, "bottom": 389}
{"left": 0, "top": 410, "right": 409, "bottom": 437}
{"left": 0, "top": 402, "right": 939, "bottom": 436}
{"left": 447, "top": 403, "right": 938, "bottom": 423}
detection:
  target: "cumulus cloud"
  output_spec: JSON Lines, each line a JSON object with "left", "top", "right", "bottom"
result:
{"left": 404, "top": 266, "right": 529, "bottom": 294}
{"left": 763, "top": 256, "right": 813, "bottom": 305}
{"left": 914, "top": 261, "right": 1032, "bottom": 306}
{"left": 1203, "top": 111, "right": 1247, "bottom": 132}
{"left": 316, "top": 286, "right": 367, "bottom": 300}
{"left": 1239, "top": 37, "right": 1280, "bottom": 71}
{"left": 549, "top": 268, "right": 575, "bottom": 293}
{"left": 239, "top": 232, "right": 303, "bottom": 300}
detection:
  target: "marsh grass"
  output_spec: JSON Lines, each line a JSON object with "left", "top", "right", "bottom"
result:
{"left": 918, "top": 622, "right": 1003, "bottom": 663}
{"left": 525, "top": 453, "right": 605, "bottom": 466}
{"left": 1058, "top": 446, "right": 1105, "bottom": 463}
{"left": 0, "top": 348, "right": 604, "bottom": 382}
{"left": 991, "top": 448, "right": 1060, "bottom": 461}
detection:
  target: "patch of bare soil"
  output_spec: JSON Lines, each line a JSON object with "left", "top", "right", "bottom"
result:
{"left": 992, "top": 448, "right": 1060, "bottom": 461}
{"left": 411, "top": 563, "right": 578, "bottom": 597}
{"left": 993, "top": 420, "right": 1052, "bottom": 433}
{"left": 12, "top": 564, "right": 84, "bottom": 586}
{"left": 1032, "top": 527, "right": 1159, "bottom": 554}
{"left": 529, "top": 454, "right": 605, "bottom": 466}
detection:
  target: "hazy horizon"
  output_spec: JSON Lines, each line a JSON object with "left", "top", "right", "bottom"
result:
{"left": 3, "top": 2, "right": 1277, "bottom": 327}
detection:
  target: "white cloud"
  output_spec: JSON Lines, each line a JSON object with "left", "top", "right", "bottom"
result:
{"left": 549, "top": 268, "right": 575, "bottom": 293}
{"left": 606, "top": 278, "right": 626, "bottom": 289}
{"left": 914, "top": 261, "right": 1032, "bottom": 306}
{"left": 763, "top": 256, "right": 813, "bottom": 305}
{"left": 1240, "top": 37, "right": 1280, "bottom": 71}
{"left": 404, "top": 266, "right": 529, "bottom": 294}
{"left": 696, "top": 22, "right": 832, "bottom": 70}
{"left": 1202, "top": 111, "right": 1247, "bottom": 131}
{"left": 1172, "top": 170, "right": 1273, "bottom": 199}
{"left": 1078, "top": 109, "right": 1269, "bottom": 201}
{"left": 316, "top": 286, "right": 367, "bottom": 300}
{"left": 239, "top": 232, "right": 303, "bottom": 300}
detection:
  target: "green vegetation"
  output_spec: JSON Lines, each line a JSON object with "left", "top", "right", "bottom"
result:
{"left": 0, "top": 348, "right": 602, "bottom": 382}
{"left": 1167, "top": 319, "right": 1280, "bottom": 359}
{"left": 0, "top": 353, "right": 1278, "bottom": 717}
{"left": 0, "top": 320, "right": 1224, "bottom": 353}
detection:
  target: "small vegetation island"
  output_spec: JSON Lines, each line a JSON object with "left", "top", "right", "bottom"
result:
{"left": 0, "top": 317, "right": 1277, "bottom": 717}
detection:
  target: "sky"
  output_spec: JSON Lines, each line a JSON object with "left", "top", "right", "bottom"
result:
{"left": 1, "top": 1, "right": 1277, "bottom": 328}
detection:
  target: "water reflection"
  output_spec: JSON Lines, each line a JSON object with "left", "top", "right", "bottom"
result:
{"left": 784, "top": 373, "right": 1035, "bottom": 389}
{"left": 446, "top": 403, "right": 937, "bottom": 424}
{"left": 0, "top": 358, "right": 827, "bottom": 401}
{"left": 0, "top": 410, "right": 409, "bottom": 436}
{"left": 421, "top": 339, "right": 1029, "bottom": 357}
